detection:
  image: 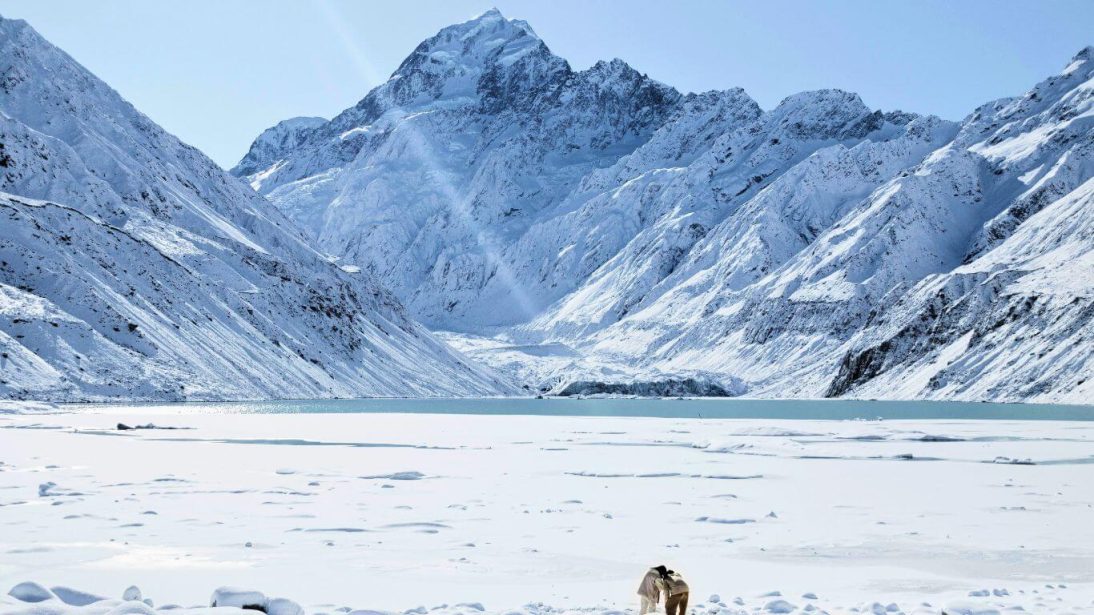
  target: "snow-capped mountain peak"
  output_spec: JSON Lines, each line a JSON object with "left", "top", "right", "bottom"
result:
{"left": 231, "top": 116, "right": 326, "bottom": 178}
{"left": 1063, "top": 44, "right": 1093, "bottom": 73}
{"left": 380, "top": 7, "right": 566, "bottom": 109}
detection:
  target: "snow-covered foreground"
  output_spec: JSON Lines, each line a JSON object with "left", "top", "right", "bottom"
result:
{"left": 1, "top": 408, "right": 1092, "bottom": 615}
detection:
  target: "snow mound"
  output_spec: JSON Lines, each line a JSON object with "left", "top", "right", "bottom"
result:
{"left": 8, "top": 581, "right": 54, "bottom": 603}
{"left": 211, "top": 586, "right": 268, "bottom": 610}
{"left": 51, "top": 586, "right": 108, "bottom": 607}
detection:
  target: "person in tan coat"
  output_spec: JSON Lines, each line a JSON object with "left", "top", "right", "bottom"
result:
{"left": 636, "top": 565, "right": 668, "bottom": 615}
{"left": 661, "top": 569, "right": 689, "bottom": 615}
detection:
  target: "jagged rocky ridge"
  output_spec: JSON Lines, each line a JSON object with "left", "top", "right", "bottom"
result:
{"left": 0, "top": 15, "right": 511, "bottom": 401}
{"left": 555, "top": 378, "right": 739, "bottom": 398}
{"left": 237, "top": 10, "right": 1093, "bottom": 404}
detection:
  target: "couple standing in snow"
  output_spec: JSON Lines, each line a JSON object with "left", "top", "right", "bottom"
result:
{"left": 637, "top": 565, "right": 689, "bottom": 615}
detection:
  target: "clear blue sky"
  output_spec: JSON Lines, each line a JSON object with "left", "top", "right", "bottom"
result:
{"left": 2, "top": 0, "right": 1090, "bottom": 169}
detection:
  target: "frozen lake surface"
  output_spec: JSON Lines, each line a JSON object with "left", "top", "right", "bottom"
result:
{"left": 65, "top": 397, "right": 1094, "bottom": 421}
{"left": 1, "top": 402, "right": 1093, "bottom": 615}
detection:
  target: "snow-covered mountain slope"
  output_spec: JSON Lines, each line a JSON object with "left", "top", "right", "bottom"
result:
{"left": 568, "top": 47, "right": 1094, "bottom": 404}
{"left": 517, "top": 95, "right": 956, "bottom": 342}
{"left": 239, "top": 10, "right": 1092, "bottom": 403}
{"left": 0, "top": 15, "right": 510, "bottom": 401}
{"left": 822, "top": 51, "right": 1094, "bottom": 402}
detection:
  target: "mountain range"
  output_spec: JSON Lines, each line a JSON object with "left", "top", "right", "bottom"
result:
{"left": 1, "top": 10, "right": 1090, "bottom": 403}
{"left": 234, "top": 9, "right": 1092, "bottom": 404}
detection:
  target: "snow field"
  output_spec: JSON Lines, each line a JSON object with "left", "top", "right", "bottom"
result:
{"left": 1, "top": 410, "right": 1091, "bottom": 614}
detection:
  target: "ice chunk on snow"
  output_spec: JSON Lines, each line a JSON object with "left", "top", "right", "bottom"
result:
{"left": 9, "top": 581, "right": 54, "bottom": 603}
{"left": 51, "top": 586, "right": 107, "bottom": 606}
{"left": 211, "top": 587, "right": 268, "bottom": 610}
{"left": 763, "top": 599, "right": 796, "bottom": 613}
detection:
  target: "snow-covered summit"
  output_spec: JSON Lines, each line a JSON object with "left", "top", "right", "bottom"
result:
{"left": 234, "top": 11, "right": 681, "bottom": 329}
{"left": 231, "top": 116, "right": 326, "bottom": 177}
{"left": 379, "top": 8, "right": 564, "bottom": 109}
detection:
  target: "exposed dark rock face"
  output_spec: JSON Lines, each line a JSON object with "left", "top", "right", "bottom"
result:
{"left": 556, "top": 378, "right": 735, "bottom": 398}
